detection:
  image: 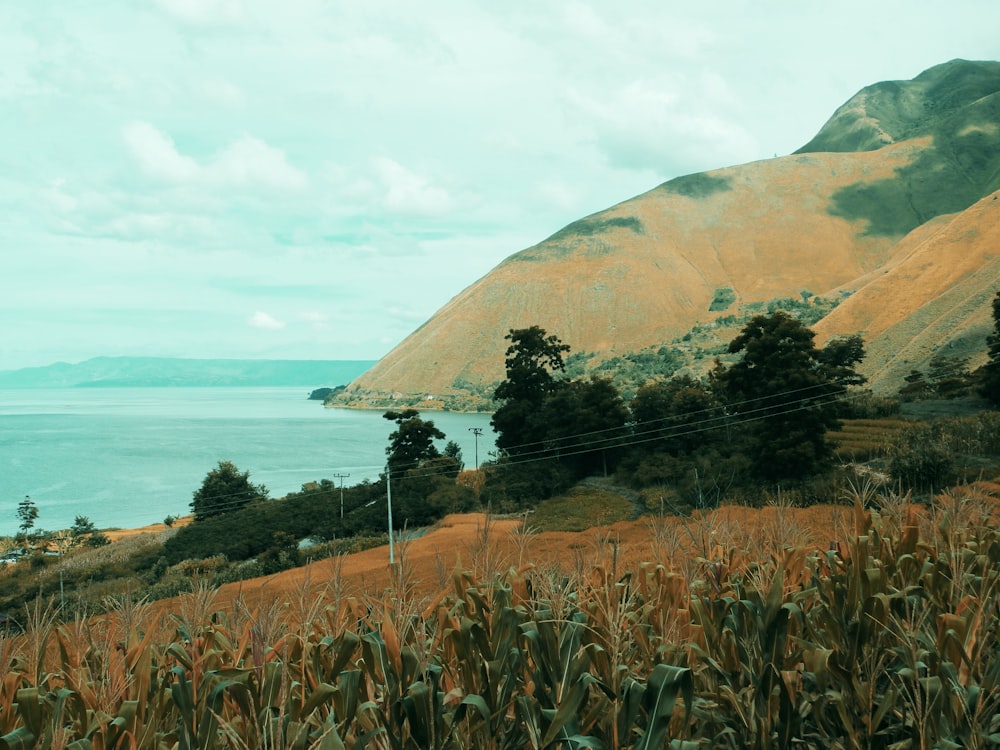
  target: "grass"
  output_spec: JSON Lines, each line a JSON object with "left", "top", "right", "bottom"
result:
{"left": 529, "top": 486, "right": 635, "bottom": 532}
{"left": 829, "top": 417, "right": 911, "bottom": 461}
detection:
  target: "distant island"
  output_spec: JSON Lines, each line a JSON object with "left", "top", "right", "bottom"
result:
{"left": 0, "top": 356, "right": 377, "bottom": 389}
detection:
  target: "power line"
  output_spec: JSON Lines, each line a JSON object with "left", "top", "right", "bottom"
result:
{"left": 20, "top": 355, "right": 984, "bottom": 531}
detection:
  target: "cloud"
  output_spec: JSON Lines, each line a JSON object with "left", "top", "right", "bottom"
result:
{"left": 156, "top": 0, "right": 245, "bottom": 26}
{"left": 122, "top": 122, "right": 307, "bottom": 191}
{"left": 214, "top": 136, "right": 308, "bottom": 190}
{"left": 536, "top": 180, "right": 580, "bottom": 212}
{"left": 571, "top": 76, "right": 757, "bottom": 174}
{"left": 298, "top": 310, "right": 329, "bottom": 329}
{"left": 374, "top": 157, "right": 453, "bottom": 216}
{"left": 248, "top": 311, "right": 285, "bottom": 330}
{"left": 199, "top": 78, "right": 245, "bottom": 107}
{"left": 122, "top": 121, "right": 200, "bottom": 182}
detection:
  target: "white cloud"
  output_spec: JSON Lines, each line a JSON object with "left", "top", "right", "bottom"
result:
{"left": 121, "top": 122, "right": 307, "bottom": 191}
{"left": 299, "top": 310, "right": 329, "bottom": 329}
{"left": 199, "top": 78, "right": 245, "bottom": 107}
{"left": 374, "top": 157, "right": 453, "bottom": 216}
{"left": 212, "top": 136, "right": 308, "bottom": 190}
{"left": 156, "top": 0, "right": 245, "bottom": 27}
{"left": 571, "top": 76, "right": 757, "bottom": 174}
{"left": 536, "top": 179, "right": 581, "bottom": 212}
{"left": 122, "top": 121, "right": 200, "bottom": 182}
{"left": 249, "top": 311, "right": 285, "bottom": 330}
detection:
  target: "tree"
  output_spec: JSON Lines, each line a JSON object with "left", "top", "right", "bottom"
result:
{"left": 383, "top": 409, "right": 446, "bottom": 478}
{"left": 491, "top": 326, "right": 571, "bottom": 455}
{"left": 981, "top": 290, "right": 1000, "bottom": 406}
{"left": 16, "top": 495, "right": 38, "bottom": 539}
{"left": 71, "top": 515, "right": 96, "bottom": 538}
{"left": 536, "top": 376, "right": 630, "bottom": 476}
{"left": 816, "top": 334, "right": 867, "bottom": 388}
{"left": 442, "top": 440, "right": 464, "bottom": 475}
{"left": 712, "top": 311, "right": 861, "bottom": 481}
{"left": 191, "top": 460, "right": 268, "bottom": 522}
{"left": 630, "top": 375, "right": 723, "bottom": 455}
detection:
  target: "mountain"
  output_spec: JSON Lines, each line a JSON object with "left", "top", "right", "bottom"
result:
{"left": 0, "top": 357, "right": 376, "bottom": 389}
{"left": 336, "top": 60, "right": 1000, "bottom": 410}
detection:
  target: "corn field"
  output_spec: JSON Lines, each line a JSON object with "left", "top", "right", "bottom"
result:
{"left": 2, "top": 491, "right": 1000, "bottom": 749}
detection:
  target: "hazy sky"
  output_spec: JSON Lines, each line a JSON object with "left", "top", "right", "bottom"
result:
{"left": 2, "top": 1, "right": 998, "bottom": 370}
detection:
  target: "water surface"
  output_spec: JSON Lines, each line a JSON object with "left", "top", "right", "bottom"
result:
{"left": 0, "top": 388, "right": 494, "bottom": 536}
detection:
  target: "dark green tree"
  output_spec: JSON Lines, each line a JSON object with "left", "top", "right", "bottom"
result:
{"left": 16, "top": 495, "right": 38, "bottom": 539}
{"left": 980, "top": 290, "right": 1000, "bottom": 406}
{"left": 443, "top": 440, "right": 463, "bottom": 470}
{"left": 712, "top": 311, "right": 861, "bottom": 481}
{"left": 630, "top": 375, "right": 723, "bottom": 455}
{"left": 816, "top": 334, "right": 867, "bottom": 387}
{"left": 384, "top": 409, "right": 446, "bottom": 478}
{"left": 491, "top": 326, "right": 571, "bottom": 455}
{"left": 537, "top": 376, "right": 630, "bottom": 476}
{"left": 191, "top": 460, "right": 268, "bottom": 522}
{"left": 71, "top": 515, "right": 95, "bottom": 538}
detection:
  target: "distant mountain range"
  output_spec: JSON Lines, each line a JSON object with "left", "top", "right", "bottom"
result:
{"left": 335, "top": 59, "right": 1000, "bottom": 411}
{"left": 0, "top": 357, "right": 376, "bottom": 389}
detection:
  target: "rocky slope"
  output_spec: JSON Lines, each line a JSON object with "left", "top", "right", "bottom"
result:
{"left": 337, "top": 59, "right": 1000, "bottom": 409}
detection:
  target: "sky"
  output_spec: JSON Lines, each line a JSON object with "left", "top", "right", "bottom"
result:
{"left": 1, "top": 2, "right": 998, "bottom": 371}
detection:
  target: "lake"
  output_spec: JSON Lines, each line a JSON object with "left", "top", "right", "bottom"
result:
{"left": 0, "top": 388, "right": 496, "bottom": 537}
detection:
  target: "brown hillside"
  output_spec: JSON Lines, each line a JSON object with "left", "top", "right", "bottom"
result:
{"left": 344, "top": 145, "right": 918, "bottom": 402}
{"left": 814, "top": 190, "right": 1000, "bottom": 391}
{"left": 339, "top": 61, "right": 1000, "bottom": 407}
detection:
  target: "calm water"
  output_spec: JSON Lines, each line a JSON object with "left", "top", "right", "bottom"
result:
{"left": 0, "top": 388, "right": 495, "bottom": 537}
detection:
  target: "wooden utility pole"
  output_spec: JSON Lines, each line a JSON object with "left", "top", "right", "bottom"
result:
{"left": 333, "top": 473, "right": 350, "bottom": 517}
{"left": 468, "top": 427, "right": 482, "bottom": 469}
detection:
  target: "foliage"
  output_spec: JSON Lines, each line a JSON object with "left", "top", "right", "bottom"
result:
{"left": 479, "top": 459, "right": 576, "bottom": 512}
{"left": 889, "top": 411, "right": 1000, "bottom": 493}
{"left": 980, "top": 289, "right": 1000, "bottom": 406}
{"left": 15, "top": 496, "right": 38, "bottom": 539}
{"left": 546, "top": 214, "right": 645, "bottom": 242}
{"left": 900, "top": 354, "right": 975, "bottom": 401}
{"left": 391, "top": 457, "right": 476, "bottom": 528}
{"left": 630, "top": 375, "right": 724, "bottom": 456}
{"left": 190, "top": 460, "right": 268, "bottom": 522}
{"left": 4, "top": 491, "right": 1000, "bottom": 748}
{"left": 709, "top": 286, "right": 737, "bottom": 312}
{"left": 529, "top": 486, "right": 635, "bottom": 532}
{"left": 383, "top": 409, "right": 447, "bottom": 478}
{"left": 711, "top": 311, "right": 862, "bottom": 481}
{"left": 828, "top": 418, "right": 909, "bottom": 462}
{"left": 536, "top": 376, "right": 631, "bottom": 477}
{"left": 494, "top": 326, "right": 571, "bottom": 403}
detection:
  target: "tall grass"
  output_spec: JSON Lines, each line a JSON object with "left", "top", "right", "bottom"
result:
{"left": 2, "top": 490, "right": 1000, "bottom": 748}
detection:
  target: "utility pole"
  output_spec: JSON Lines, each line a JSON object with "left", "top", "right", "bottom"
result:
{"left": 386, "top": 465, "right": 395, "bottom": 564}
{"left": 468, "top": 427, "right": 482, "bottom": 470}
{"left": 333, "top": 473, "right": 350, "bottom": 518}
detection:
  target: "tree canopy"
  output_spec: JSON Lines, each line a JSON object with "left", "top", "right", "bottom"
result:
{"left": 16, "top": 495, "right": 38, "bottom": 539}
{"left": 191, "top": 460, "right": 269, "bottom": 522}
{"left": 980, "top": 290, "right": 1000, "bottom": 406}
{"left": 711, "top": 311, "right": 864, "bottom": 480}
{"left": 383, "top": 409, "right": 446, "bottom": 478}
{"left": 491, "top": 326, "right": 571, "bottom": 455}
